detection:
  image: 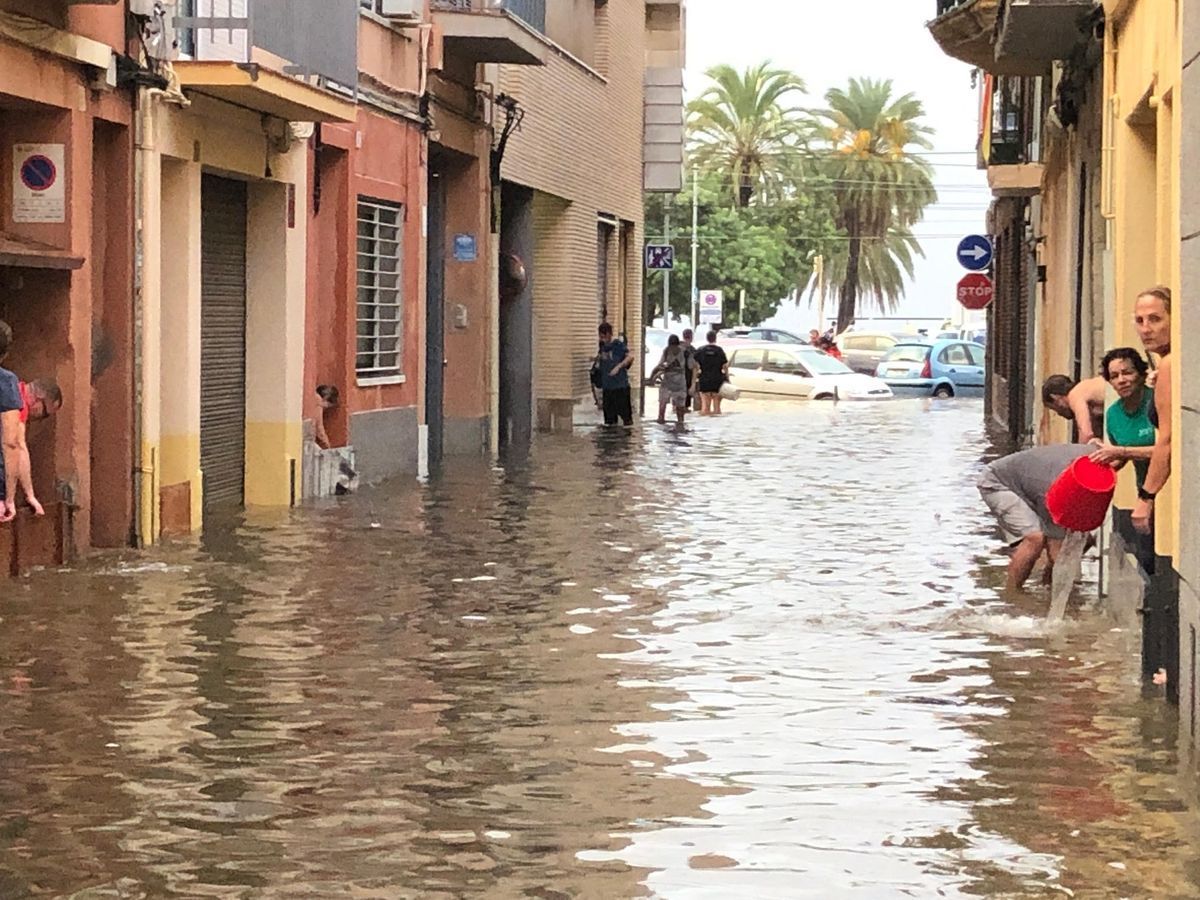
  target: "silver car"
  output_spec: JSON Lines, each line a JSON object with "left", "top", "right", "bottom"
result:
{"left": 839, "top": 331, "right": 922, "bottom": 376}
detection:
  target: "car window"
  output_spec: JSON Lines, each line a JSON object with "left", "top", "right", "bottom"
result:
{"left": 842, "top": 335, "right": 867, "bottom": 351}
{"left": 883, "top": 344, "right": 931, "bottom": 364}
{"left": 764, "top": 349, "right": 808, "bottom": 376}
{"left": 872, "top": 336, "right": 897, "bottom": 352}
{"left": 966, "top": 344, "right": 985, "bottom": 366}
{"left": 798, "top": 349, "right": 852, "bottom": 375}
{"left": 938, "top": 343, "right": 973, "bottom": 366}
{"left": 730, "top": 349, "right": 764, "bottom": 370}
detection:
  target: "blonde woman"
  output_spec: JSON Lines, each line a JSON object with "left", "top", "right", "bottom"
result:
{"left": 1131, "top": 286, "right": 1172, "bottom": 534}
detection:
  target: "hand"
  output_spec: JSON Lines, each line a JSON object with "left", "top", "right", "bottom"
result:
{"left": 609, "top": 367, "right": 621, "bottom": 377}
{"left": 26, "top": 496, "right": 44, "bottom": 517}
{"left": 0, "top": 499, "right": 13, "bottom": 524}
{"left": 1147, "top": 369, "right": 1159, "bottom": 389}
{"left": 1133, "top": 498, "right": 1154, "bottom": 534}
{"left": 1088, "top": 442, "right": 1124, "bottom": 466}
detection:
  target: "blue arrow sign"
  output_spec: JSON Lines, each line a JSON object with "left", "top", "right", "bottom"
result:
{"left": 957, "top": 234, "right": 993, "bottom": 271}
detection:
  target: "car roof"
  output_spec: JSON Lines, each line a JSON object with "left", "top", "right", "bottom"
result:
{"left": 729, "top": 341, "right": 830, "bottom": 355}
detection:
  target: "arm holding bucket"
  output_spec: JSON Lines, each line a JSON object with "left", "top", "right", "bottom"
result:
{"left": 1134, "top": 356, "right": 1172, "bottom": 535}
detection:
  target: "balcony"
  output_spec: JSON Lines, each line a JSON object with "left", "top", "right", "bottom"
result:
{"left": 996, "top": 0, "right": 1096, "bottom": 65}
{"left": 980, "top": 75, "right": 1043, "bottom": 197}
{"left": 431, "top": 0, "right": 548, "bottom": 66}
{"left": 170, "top": 0, "right": 358, "bottom": 123}
{"left": 929, "top": 0, "right": 1093, "bottom": 75}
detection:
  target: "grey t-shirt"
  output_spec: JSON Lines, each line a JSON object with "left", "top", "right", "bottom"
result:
{"left": 982, "top": 443, "right": 1091, "bottom": 538}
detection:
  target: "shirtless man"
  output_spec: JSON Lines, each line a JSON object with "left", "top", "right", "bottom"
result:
{"left": 1042, "top": 374, "right": 1107, "bottom": 443}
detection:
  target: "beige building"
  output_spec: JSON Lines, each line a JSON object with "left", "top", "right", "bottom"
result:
{"left": 492, "top": 0, "right": 685, "bottom": 436}
{"left": 135, "top": 1, "right": 357, "bottom": 542}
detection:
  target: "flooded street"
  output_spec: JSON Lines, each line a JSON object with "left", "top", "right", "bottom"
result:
{"left": 3, "top": 400, "right": 1200, "bottom": 898}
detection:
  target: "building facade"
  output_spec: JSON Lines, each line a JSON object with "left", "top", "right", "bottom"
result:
{"left": 0, "top": 0, "right": 679, "bottom": 569}
{"left": 0, "top": 1, "right": 135, "bottom": 569}
{"left": 930, "top": 0, "right": 1197, "bottom": 720}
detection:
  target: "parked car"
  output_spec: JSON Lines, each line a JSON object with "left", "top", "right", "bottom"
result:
{"left": 936, "top": 328, "right": 987, "bottom": 346}
{"left": 839, "top": 331, "right": 922, "bottom": 375}
{"left": 727, "top": 343, "right": 893, "bottom": 400}
{"left": 720, "top": 326, "right": 810, "bottom": 344}
{"left": 874, "top": 339, "right": 986, "bottom": 398}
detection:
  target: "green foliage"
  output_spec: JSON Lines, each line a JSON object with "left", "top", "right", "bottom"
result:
{"left": 810, "top": 78, "right": 937, "bottom": 331}
{"left": 644, "top": 172, "right": 837, "bottom": 326}
{"left": 645, "top": 68, "right": 938, "bottom": 331}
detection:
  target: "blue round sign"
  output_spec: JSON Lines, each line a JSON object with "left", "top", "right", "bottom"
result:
{"left": 957, "top": 234, "right": 993, "bottom": 271}
{"left": 20, "top": 155, "right": 57, "bottom": 193}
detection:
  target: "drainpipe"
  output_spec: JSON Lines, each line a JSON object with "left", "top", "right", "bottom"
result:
{"left": 132, "top": 86, "right": 151, "bottom": 548}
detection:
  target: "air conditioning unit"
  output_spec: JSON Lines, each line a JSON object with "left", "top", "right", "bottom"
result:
{"left": 377, "top": 0, "right": 422, "bottom": 22}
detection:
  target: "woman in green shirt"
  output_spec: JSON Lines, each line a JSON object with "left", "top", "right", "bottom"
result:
{"left": 1089, "top": 347, "right": 1155, "bottom": 486}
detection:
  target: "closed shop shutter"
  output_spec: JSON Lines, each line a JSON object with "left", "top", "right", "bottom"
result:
{"left": 200, "top": 175, "right": 248, "bottom": 508}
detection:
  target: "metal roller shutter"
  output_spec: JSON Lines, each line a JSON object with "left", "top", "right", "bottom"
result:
{"left": 200, "top": 175, "right": 248, "bottom": 508}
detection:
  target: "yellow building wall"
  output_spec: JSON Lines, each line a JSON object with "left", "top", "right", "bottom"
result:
{"left": 138, "top": 93, "right": 308, "bottom": 543}
{"left": 1104, "top": 0, "right": 1181, "bottom": 557}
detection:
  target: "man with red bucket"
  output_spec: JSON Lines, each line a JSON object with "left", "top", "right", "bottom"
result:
{"left": 978, "top": 444, "right": 1117, "bottom": 591}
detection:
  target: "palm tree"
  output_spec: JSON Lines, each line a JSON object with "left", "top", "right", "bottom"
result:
{"left": 811, "top": 78, "right": 937, "bottom": 332}
{"left": 808, "top": 228, "right": 924, "bottom": 315}
{"left": 688, "top": 63, "right": 808, "bottom": 208}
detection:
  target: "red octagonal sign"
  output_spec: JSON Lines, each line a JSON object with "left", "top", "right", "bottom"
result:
{"left": 957, "top": 273, "right": 993, "bottom": 310}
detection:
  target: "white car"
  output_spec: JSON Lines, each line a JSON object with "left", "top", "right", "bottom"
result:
{"left": 726, "top": 343, "right": 894, "bottom": 400}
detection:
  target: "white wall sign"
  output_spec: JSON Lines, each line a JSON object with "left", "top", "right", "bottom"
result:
{"left": 13, "top": 143, "right": 66, "bottom": 224}
{"left": 699, "top": 290, "right": 724, "bottom": 324}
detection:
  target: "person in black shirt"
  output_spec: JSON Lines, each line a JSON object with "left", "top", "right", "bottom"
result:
{"left": 693, "top": 331, "right": 729, "bottom": 416}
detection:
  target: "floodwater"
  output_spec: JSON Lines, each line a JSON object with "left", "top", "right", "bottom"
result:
{"left": 2, "top": 399, "right": 1199, "bottom": 898}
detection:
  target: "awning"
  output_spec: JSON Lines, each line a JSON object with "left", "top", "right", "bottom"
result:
{"left": 0, "top": 234, "right": 83, "bottom": 270}
{"left": 434, "top": 11, "right": 549, "bottom": 67}
{"left": 173, "top": 61, "right": 357, "bottom": 124}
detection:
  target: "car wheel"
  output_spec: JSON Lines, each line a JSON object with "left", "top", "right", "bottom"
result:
{"left": 814, "top": 393, "right": 835, "bottom": 401}
{"left": 932, "top": 385, "right": 954, "bottom": 399}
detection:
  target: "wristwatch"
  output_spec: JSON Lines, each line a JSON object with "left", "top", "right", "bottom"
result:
{"left": 1138, "top": 486, "right": 1157, "bottom": 502}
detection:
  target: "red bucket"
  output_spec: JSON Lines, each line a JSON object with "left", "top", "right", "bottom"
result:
{"left": 1045, "top": 456, "right": 1116, "bottom": 532}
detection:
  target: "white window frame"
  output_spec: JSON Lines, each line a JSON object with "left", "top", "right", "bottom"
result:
{"left": 356, "top": 197, "right": 404, "bottom": 383}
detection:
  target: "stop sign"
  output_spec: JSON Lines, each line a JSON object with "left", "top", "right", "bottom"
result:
{"left": 957, "top": 273, "right": 993, "bottom": 310}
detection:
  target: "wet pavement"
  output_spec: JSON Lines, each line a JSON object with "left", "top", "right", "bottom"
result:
{"left": 2, "top": 399, "right": 1200, "bottom": 898}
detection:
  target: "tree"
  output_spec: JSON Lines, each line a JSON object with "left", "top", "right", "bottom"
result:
{"left": 807, "top": 228, "right": 923, "bottom": 315}
{"left": 811, "top": 78, "right": 937, "bottom": 332}
{"left": 643, "top": 170, "right": 836, "bottom": 326}
{"left": 687, "top": 63, "right": 807, "bottom": 208}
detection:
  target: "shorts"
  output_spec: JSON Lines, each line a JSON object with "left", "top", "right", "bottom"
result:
{"left": 659, "top": 383, "right": 688, "bottom": 409}
{"left": 978, "top": 468, "right": 1043, "bottom": 545}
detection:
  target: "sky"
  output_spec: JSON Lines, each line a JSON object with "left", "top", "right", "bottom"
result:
{"left": 683, "top": 0, "right": 993, "bottom": 331}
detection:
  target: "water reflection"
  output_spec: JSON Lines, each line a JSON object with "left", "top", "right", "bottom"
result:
{"left": 0, "top": 399, "right": 1197, "bottom": 896}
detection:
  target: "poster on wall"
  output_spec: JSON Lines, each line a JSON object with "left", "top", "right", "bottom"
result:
{"left": 12, "top": 143, "right": 66, "bottom": 224}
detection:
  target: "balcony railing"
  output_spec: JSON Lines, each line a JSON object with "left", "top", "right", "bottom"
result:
{"left": 935, "top": 0, "right": 971, "bottom": 15}
{"left": 174, "top": 0, "right": 358, "bottom": 91}
{"left": 431, "top": 0, "right": 546, "bottom": 35}
{"left": 981, "top": 75, "right": 1034, "bottom": 167}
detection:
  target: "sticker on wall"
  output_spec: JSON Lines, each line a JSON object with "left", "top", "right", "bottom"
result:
{"left": 12, "top": 143, "right": 66, "bottom": 224}
{"left": 453, "top": 233, "right": 477, "bottom": 262}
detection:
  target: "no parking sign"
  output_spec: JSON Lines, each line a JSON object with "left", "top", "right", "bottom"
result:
{"left": 12, "top": 143, "right": 65, "bottom": 224}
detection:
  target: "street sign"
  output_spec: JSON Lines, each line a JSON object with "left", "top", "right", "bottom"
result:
{"left": 645, "top": 244, "right": 674, "bottom": 271}
{"left": 957, "top": 273, "right": 993, "bottom": 310}
{"left": 12, "top": 143, "right": 65, "bottom": 224}
{"left": 699, "top": 290, "right": 723, "bottom": 324}
{"left": 956, "top": 234, "right": 993, "bottom": 271}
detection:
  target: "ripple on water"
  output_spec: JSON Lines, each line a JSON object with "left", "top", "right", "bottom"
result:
{"left": 0, "top": 400, "right": 1197, "bottom": 897}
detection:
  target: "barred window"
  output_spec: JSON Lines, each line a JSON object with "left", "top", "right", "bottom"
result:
{"left": 356, "top": 198, "right": 404, "bottom": 380}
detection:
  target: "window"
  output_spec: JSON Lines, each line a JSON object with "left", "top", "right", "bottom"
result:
{"left": 883, "top": 344, "right": 930, "bottom": 364}
{"left": 842, "top": 335, "right": 868, "bottom": 351}
{"left": 730, "top": 349, "right": 763, "bottom": 370}
{"left": 797, "top": 349, "right": 851, "bottom": 375}
{"left": 967, "top": 344, "right": 985, "bottom": 367}
{"left": 874, "top": 336, "right": 897, "bottom": 351}
{"left": 356, "top": 198, "right": 404, "bottom": 380}
{"left": 765, "top": 350, "right": 806, "bottom": 376}
{"left": 938, "top": 343, "right": 973, "bottom": 366}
